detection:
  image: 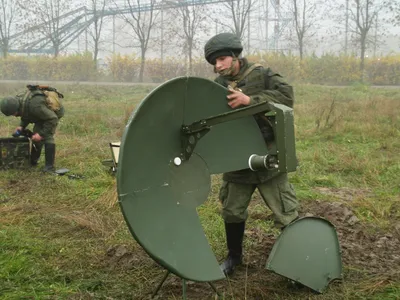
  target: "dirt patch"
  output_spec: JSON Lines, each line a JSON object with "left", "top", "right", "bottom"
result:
{"left": 102, "top": 190, "right": 400, "bottom": 299}
{"left": 104, "top": 244, "right": 155, "bottom": 271}
{"left": 314, "top": 187, "right": 373, "bottom": 202}
{"left": 302, "top": 200, "right": 400, "bottom": 278}
{"left": 6, "top": 177, "right": 36, "bottom": 194}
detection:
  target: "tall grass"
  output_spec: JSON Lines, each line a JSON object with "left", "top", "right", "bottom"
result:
{"left": 0, "top": 83, "right": 399, "bottom": 299}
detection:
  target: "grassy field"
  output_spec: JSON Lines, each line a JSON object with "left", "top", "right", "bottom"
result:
{"left": 0, "top": 82, "right": 399, "bottom": 300}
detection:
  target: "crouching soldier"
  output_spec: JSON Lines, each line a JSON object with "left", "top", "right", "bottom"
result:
{"left": 0, "top": 86, "right": 65, "bottom": 172}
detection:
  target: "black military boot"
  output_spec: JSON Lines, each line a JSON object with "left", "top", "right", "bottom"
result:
{"left": 30, "top": 143, "right": 43, "bottom": 166}
{"left": 43, "top": 143, "right": 56, "bottom": 172}
{"left": 220, "top": 221, "right": 245, "bottom": 276}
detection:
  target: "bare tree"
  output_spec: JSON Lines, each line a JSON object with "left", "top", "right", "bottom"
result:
{"left": 329, "top": 0, "right": 386, "bottom": 79}
{"left": 167, "top": 0, "right": 208, "bottom": 75}
{"left": 384, "top": 0, "right": 400, "bottom": 27}
{"left": 87, "top": 0, "right": 108, "bottom": 67}
{"left": 0, "top": 0, "right": 20, "bottom": 57}
{"left": 118, "top": 0, "right": 158, "bottom": 82}
{"left": 220, "top": 0, "right": 257, "bottom": 39}
{"left": 19, "top": 0, "right": 75, "bottom": 57}
{"left": 350, "top": 0, "right": 385, "bottom": 77}
{"left": 286, "top": 0, "right": 319, "bottom": 60}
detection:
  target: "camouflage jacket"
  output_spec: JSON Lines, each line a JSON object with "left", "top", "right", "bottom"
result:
{"left": 215, "top": 58, "right": 295, "bottom": 184}
{"left": 18, "top": 90, "right": 64, "bottom": 140}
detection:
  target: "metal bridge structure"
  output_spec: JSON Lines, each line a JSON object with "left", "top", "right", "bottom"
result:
{"left": 267, "top": 0, "right": 292, "bottom": 51}
{"left": 7, "top": 0, "right": 227, "bottom": 55}
{"left": 252, "top": 0, "right": 291, "bottom": 52}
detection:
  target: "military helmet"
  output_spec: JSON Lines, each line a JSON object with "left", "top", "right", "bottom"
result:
{"left": 204, "top": 32, "right": 243, "bottom": 65}
{"left": 0, "top": 96, "right": 20, "bottom": 116}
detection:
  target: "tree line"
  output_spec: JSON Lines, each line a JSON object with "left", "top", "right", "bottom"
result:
{"left": 0, "top": 0, "right": 399, "bottom": 82}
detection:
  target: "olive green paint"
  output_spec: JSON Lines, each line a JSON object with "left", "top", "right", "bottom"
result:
{"left": 116, "top": 76, "right": 300, "bottom": 282}
{"left": 266, "top": 217, "right": 343, "bottom": 293}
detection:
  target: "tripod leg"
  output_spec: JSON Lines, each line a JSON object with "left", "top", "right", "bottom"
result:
{"left": 151, "top": 271, "right": 170, "bottom": 298}
{"left": 182, "top": 279, "right": 187, "bottom": 300}
{"left": 208, "top": 282, "right": 222, "bottom": 299}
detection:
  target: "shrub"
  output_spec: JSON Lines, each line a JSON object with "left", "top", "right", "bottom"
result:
{"left": 1, "top": 52, "right": 400, "bottom": 85}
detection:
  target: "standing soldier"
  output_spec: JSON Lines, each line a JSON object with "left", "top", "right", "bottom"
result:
{"left": 0, "top": 86, "right": 64, "bottom": 172}
{"left": 204, "top": 32, "right": 299, "bottom": 276}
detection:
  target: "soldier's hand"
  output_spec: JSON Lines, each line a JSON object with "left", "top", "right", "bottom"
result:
{"left": 31, "top": 133, "right": 43, "bottom": 142}
{"left": 227, "top": 89, "right": 250, "bottom": 108}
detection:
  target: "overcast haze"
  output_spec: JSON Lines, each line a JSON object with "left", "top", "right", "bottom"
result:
{"left": 1, "top": 0, "right": 399, "bottom": 60}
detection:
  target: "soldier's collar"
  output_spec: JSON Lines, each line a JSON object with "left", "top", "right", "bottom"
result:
{"left": 224, "top": 58, "right": 248, "bottom": 80}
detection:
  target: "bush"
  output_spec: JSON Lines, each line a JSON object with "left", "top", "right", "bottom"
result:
{"left": 105, "top": 54, "right": 139, "bottom": 82}
{"left": 0, "top": 53, "right": 97, "bottom": 81}
{"left": 1, "top": 52, "right": 400, "bottom": 85}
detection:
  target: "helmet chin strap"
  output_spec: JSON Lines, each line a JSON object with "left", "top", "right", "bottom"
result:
{"left": 217, "top": 56, "right": 239, "bottom": 77}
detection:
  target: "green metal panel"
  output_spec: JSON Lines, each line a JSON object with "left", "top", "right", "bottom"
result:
{"left": 0, "top": 137, "right": 31, "bottom": 169}
{"left": 183, "top": 77, "right": 268, "bottom": 174}
{"left": 272, "top": 103, "right": 297, "bottom": 173}
{"left": 117, "top": 77, "right": 272, "bottom": 282}
{"left": 266, "top": 217, "right": 342, "bottom": 293}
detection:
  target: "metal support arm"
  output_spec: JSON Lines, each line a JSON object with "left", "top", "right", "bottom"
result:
{"left": 180, "top": 102, "right": 276, "bottom": 161}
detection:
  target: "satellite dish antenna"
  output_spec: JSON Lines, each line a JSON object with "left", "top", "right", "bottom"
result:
{"left": 116, "top": 76, "right": 280, "bottom": 297}
{"left": 116, "top": 76, "right": 341, "bottom": 297}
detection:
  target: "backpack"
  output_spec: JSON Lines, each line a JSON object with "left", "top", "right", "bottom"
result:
{"left": 25, "top": 85, "right": 64, "bottom": 112}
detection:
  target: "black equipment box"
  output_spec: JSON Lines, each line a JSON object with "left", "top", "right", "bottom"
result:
{"left": 0, "top": 137, "right": 31, "bottom": 169}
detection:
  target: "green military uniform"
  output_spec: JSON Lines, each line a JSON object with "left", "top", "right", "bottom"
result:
{"left": 215, "top": 58, "right": 298, "bottom": 227}
{"left": 204, "top": 32, "right": 299, "bottom": 276}
{"left": 0, "top": 88, "right": 64, "bottom": 171}
{"left": 19, "top": 90, "right": 64, "bottom": 144}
